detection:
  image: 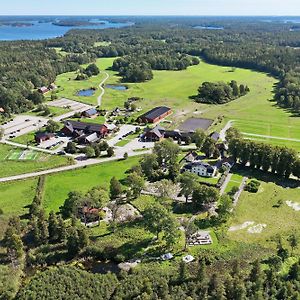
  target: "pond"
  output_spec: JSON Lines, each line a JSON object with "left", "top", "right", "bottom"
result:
{"left": 194, "top": 25, "right": 224, "bottom": 30}
{"left": 77, "top": 89, "right": 95, "bottom": 96}
{"left": 106, "top": 84, "right": 128, "bottom": 91}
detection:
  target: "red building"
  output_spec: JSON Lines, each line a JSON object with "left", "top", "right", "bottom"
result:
{"left": 139, "top": 106, "right": 172, "bottom": 123}
{"left": 35, "top": 132, "right": 55, "bottom": 143}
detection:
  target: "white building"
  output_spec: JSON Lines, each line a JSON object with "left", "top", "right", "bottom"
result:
{"left": 183, "top": 161, "right": 217, "bottom": 178}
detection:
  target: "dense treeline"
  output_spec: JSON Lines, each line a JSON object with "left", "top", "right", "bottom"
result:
{"left": 195, "top": 80, "right": 249, "bottom": 104}
{"left": 227, "top": 128, "right": 300, "bottom": 178}
{"left": 3, "top": 18, "right": 300, "bottom": 112}
{"left": 16, "top": 256, "right": 300, "bottom": 300}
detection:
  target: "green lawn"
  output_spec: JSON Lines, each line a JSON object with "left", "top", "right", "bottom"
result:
{"left": 224, "top": 173, "right": 244, "bottom": 194}
{"left": 227, "top": 181, "right": 300, "bottom": 247}
{"left": 0, "top": 179, "right": 37, "bottom": 237}
{"left": 68, "top": 115, "right": 106, "bottom": 125}
{"left": 43, "top": 156, "right": 140, "bottom": 213}
{"left": 0, "top": 144, "right": 72, "bottom": 178}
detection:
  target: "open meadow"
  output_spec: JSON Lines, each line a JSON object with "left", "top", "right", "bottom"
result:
{"left": 54, "top": 57, "right": 300, "bottom": 151}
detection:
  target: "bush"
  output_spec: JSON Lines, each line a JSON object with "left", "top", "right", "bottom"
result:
{"left": 245, "top": 180, "right": 261, "bottom": 193}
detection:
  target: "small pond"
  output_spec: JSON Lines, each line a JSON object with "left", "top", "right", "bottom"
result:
{"left": 106, "top": 84, "right": 128, "bottom": 91}
{"left": 77, "top": 88, "right": 95, "bottom": 96}
{"left": 194, "top": 25, "right": 224, "bottom": 30}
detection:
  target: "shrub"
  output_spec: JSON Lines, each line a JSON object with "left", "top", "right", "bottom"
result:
{"left": 245, "top": 180, "right": 261, "bottom": 193}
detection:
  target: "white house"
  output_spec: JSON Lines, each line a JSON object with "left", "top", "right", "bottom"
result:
{"left": 183, "top": 161, "right": 217, "bottom": 178}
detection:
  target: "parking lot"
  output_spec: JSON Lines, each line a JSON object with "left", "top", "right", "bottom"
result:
{"left": 48, "top": 98, "right": 92, "bottom": 112}
{"left": 37, "top": 135, "right": 71, "bottom": 152}
{"left": 1, "top": 115, "right": 49, "bottom": 139}
{"left": 107, "top": 125, "right": 138, "bottom": 147}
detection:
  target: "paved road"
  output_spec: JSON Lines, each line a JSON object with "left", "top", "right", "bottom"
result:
{"left": 219, "top": 120, "right": 233, "bottom": 142}
{"left": 0, "top": 149, "right": 151, "bottom": 183}
{"left": 97, "top": 72, "right": 109, "bottom": 107}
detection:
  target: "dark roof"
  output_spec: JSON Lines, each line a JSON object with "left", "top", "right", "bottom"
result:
{"left": 64, "top": 120, "right": 107, "bottom": 133}
{"left": 178, "top": 118, "right": 214, "bottom": 133}
{"left": 141, "top": 106, "right": 171, "bottom": 121}
{"left": 210, "top": 132, "right": 220, "bottom": 141}
{"left": 35, "top": 132, "right": 54, "bottom": 139}
{"left": 83, "top": 108, "right": 98, "bottom": 116}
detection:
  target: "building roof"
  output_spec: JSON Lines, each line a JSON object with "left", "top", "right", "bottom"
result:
{"left": 35, "top": 132, "right": 54, "bottom": 139}
{"left": 64, "top": 120, "right": 107, "bottom": 134}
{"left": 178, "top": 118, "right": 214, "bottom": 133}
{"left": 187, "top": 161, "right": 216, "bottom": 172}
{"left": 210, "top": 131, "right": 220, "bottom": 141}
{"left": 0, "top": 107, "right": 4, "bottom": 113}
{"left": 85, "top": 132, "right": 99, "bottom": 143}
{"left": 83, "top": 108, "right": 98, "bottom": 117}
{"left": 141, "top": 106, "right": 171, "bottom": 121}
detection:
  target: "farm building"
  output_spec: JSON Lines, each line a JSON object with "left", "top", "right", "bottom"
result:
{"left": 139, "top": 106, "right": 171, "bottom": 123}
{"left": 210, "top": 131, "right": 220, "bottom": 141}
{"left": 62, "top": 120, "right": 108, "bottom": 144}
{"left": 48, "top": 83, "right": 57, "bottom": 90}
{"left": 35, "top": 132, "right": 55, "bottom": 143}
{"left": 81, "top": 108, "right": 98, "bottom": 118}
{"left": 142, "top": 125, "right": 165, "bottom": 142}
{"left": 38, "top": 86, "right": 49, "bottom": 94}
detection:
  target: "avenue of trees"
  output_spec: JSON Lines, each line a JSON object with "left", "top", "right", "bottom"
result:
{"left": 195, "top": 80, "right": 250, "bottom": 104}
{"left": 227, "top": 128, "right": 300, "bottom": 179}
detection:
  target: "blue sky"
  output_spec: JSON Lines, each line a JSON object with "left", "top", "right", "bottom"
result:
{"left": 1, "top": 0, "right": 300, "bottom": 16}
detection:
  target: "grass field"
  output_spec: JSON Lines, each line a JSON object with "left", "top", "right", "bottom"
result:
{"left": 55, "top": 57, "right": 300, "bottom": 151}
{"left": 43, "top": 156, "right": 140, "bottom": 213}
{"left": 227, "top": 180, "right": 300, "bottom": 247}
{"left": 6, "top": 149, "right": 38, "bottom": 160}
{"left": 0, "top": 144, "right": 72, "bottom": 178}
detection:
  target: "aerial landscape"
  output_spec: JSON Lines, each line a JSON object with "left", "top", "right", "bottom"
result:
{"left": 0, "top": 0, "right": 300, "bottom": 299}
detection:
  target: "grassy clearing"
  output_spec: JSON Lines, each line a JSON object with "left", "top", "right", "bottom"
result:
{"left": 224, "top": 173, "right": 244, "bottom": 194}
{"left": 0, "top": 179, "right": 37, "bottom": 237}
{"left": 115, "top": 133, "right": 138, "bottom": 147}
{"left": 43, "top": 156, "right": 140, "bottom": 213}
{"left": 0, "top": 144, "right": 72, "bottom": 178}
{"left": 227, "top": 181, "right": 300, "bottom": 246}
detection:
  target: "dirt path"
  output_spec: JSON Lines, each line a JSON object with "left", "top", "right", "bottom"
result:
{"left": 97, "top": 72, "right": 109, "bottom": 107}
{"left": 242, "top": 132, "right": 300, "bottom": 143}
{"left": 233, "top": 176, "right": 248, "bottom": 207}
{"left": 220, "top": 173, "right": 232, "bottom": 195}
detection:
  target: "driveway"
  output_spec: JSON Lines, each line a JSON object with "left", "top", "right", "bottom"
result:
{"left": 107, "top": 125, "right": 138, "bottom": 147}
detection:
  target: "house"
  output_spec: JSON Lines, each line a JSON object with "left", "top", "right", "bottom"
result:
{"left": 183, "top": 161, "right": 217, "bottom": 178}
{"left": 78, "top": 206, "right": 101, "bottom": 224}
{"left": 180, "top": 151, "right": 199, "bottom": 163}
{"left": 142, "top": 125, "right": 165, "bottom": 142}
{"left": 35, "top": 132, "right": 55, "bottom": 143}
{"left": 38, "top": 86, "right": 49, "bottom": 94}
{"left": 210, "top": 131, "right": 220, "bottom": 142}
{"left": 139, "top": 106, "right": 172, "bottom": 123}
{"left": 81, "top": 108, "right": 98, "bottom": 118}
{"left": 61, "top": 120, "right": 108, "bottom": 144}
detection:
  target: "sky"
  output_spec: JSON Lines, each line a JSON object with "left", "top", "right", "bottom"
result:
{"left": 1, "top": 0, "right": 300, "bottom": 16}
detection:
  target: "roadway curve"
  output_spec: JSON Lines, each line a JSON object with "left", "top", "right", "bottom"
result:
{"left": 97, "top": 72, "right": 109, "bottom": 107}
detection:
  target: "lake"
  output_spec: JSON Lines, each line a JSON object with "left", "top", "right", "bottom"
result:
{"left": 0, "top": 19, "right": 133, "bottom": 41}
{"left": 194, "top": 25, "right": 224, "bottom": 30}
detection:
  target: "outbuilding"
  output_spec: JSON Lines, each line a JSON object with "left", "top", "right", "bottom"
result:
{"left": 139, "top": 106, "right": 172, "bottom": 123}
{"left": 35, "top": 132, "right": 55, "bottom": 143}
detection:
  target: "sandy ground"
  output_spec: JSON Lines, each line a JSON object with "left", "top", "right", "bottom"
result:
{"left": 247, "top": 224, "right": 267, "bottom": 234}
{"left": 286, "top": 201, "right": 300, "bottom": 211}
{"left": 228, "top": 221, "right": 254, "bottom": 232}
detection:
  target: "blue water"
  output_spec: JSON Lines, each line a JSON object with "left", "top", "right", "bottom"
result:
{"left": 106, "top": 84, "right": 128, "bottom": 91}
{"left": 0, "top": 19, "right": 133, "bottom": 41}
{"left": 77, "top": 89, "right": 95, "bottom": 96}
{"left": 194, "top": 25, "right": 224, "bottom": 30}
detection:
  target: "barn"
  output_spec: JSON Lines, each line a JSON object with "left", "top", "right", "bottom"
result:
{"left": 139, "top": 106, "right": 171, "bottom": 123}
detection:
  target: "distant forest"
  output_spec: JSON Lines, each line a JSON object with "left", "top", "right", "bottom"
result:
{"left": 1, "top": 17, "right": 300, "bottom": 115}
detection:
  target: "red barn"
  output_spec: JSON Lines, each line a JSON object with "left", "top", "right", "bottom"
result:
{"left": 139, "top": 106, "right": 171, "bottom": 123}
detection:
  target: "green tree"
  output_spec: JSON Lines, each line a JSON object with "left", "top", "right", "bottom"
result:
{"left": 65, "top": 141, "right": 77, "bottom": 154}
{"left": 110, "top": 177, "right": 123, "bottom": 200}
{"left": 45, "top": 120, "right": 60, "bottom": 133}
{"left": 192, "top": 184, "right": 219, "bottom": 210}
{"left": 48, "top": 211, "right": 59, "bottom": 242}
{"left": 107, "top": 147, "right": 114, "bottom": 157}
{"left": 178, "top": 172, "right": 198, "bottom": 203}
{"left": 193, "top": 129, "right": 206, "bottom": 149}
{"left": 140, "top": 153, "right": 159, "bottom": 181}
{"left": 83, "top": 146, "right": 95, "bottom": 158}
{"left": 201, "top": 137, "right": 216, "bottom": 158}
{"left": 126, "top": 172, "right": 145, "bottom": 198}
{"left": 288, "top": 232, "right": 298, "bottom": 255}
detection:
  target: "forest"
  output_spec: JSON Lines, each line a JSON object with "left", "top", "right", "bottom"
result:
{"left": 2, "top": 17, "right": 300, "bottom": 114}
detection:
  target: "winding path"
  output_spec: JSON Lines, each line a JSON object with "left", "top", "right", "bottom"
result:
{"left": 97, "top": 72, "right": 109, "bottom": 107}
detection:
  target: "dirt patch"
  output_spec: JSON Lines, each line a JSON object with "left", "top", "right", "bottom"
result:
{"left": 228, "top": 221, "right": 254, "bottom": 232}
{"left": 247, "top": 224, "right": 267, "bottom": 234}
{"left": 286, "top": 201, "right": 300, "bottom": 211}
